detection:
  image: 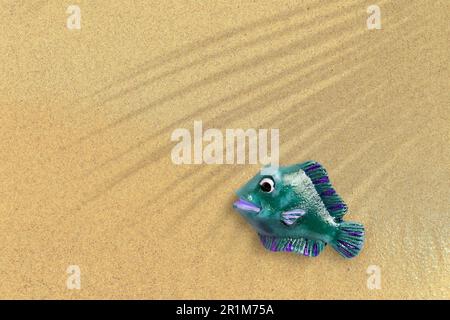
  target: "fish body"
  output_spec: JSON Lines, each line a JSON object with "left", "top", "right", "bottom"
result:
{"left": 233, "top": 161, "right": 365, "bottom": 258}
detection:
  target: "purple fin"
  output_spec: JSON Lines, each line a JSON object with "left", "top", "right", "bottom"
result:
{"left": 312, "top": 176, "right": 330, "bottom": 184}
{"left": 303, "top": 239, "right": 309, "bottom": 256}
{"left": 321, "top": 189, "right": 336, "bottom": 196}
{"left": 305, "top": 163, "right": 322, "bottom": 172}
{"left": 331, "top": 222, "right": 365, "bottom": 259}
{"left": 258, "top": 234, "right": 326, "bottom": 257}
{"left": 313, "top": 243, "right": 319, "bottom": 256}
{"left": 298, "top": 161, "right": 348, "bottom": 222}
{"left": 328, "top": 204, "right": 346, "bottom": 211}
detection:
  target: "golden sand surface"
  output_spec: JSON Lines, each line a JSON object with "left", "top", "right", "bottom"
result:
{"left": 0, "top": 0, "right": 448, "bottom": 299}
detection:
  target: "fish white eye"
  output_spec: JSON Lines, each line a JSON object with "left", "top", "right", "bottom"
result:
{"left": 259, "top": 177, "right": 275, "bottom": 193}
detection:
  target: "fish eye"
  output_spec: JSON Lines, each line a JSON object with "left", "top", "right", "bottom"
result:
{"left": 259, "top": 177, "right": 275, "bottom": 193}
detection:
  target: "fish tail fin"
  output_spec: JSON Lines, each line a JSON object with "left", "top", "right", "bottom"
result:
{"left": 331, "top": 221, "right": 365, "bottom": 259}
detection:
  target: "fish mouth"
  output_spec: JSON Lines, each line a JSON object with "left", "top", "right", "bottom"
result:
{"left": 233, "top": 198, "right": 261, "bottom": 213}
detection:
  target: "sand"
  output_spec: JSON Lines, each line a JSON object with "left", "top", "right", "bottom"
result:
{"left": 0, "top": 0, "right": 448, "bottom": 299}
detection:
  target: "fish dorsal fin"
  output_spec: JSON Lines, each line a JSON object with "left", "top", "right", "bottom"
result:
{"left": 259, "top": 234, "right": 326, "bottom": 257}
{"left": 281, "top": 209, "right": 305, "bottom": 225}
{"left": 298, "top": 161, "right": 348, "bottom": 222}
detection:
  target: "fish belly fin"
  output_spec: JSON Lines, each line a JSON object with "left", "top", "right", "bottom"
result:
{"left": 281, "top": 209, "right": 306, "bottom": 226}
{"left": 331, "top": 221, "right": 365, "bottom": 258}
{"left": 298, "top": 161, "right": 348, "bottom": 222}
{"left": 258, "top": 234, "right": 326, "bottom": 257}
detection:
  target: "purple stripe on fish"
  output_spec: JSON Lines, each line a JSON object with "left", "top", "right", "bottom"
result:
{"left": 328, "top": 204, "right": 346, "bottom": 211}
{"left": 304, "top": 241, "right": 309, "bottom": 256}
{"left": 338, "top": 240, "right": 357, "bottom": 250}
{"left": 337, "top": 243, "right": 353, "bottom": 258}
{"left": 271, "top": 240, "right": 277, "bottom": 251}
{"left": 321, "top": 189, "right": 336, "bottom": 196}
{"left": 286, "top": 241, "right": 293, "bottom": 252}
{"left": 305, "top": 164, "right": 321, "bottom": 172}
{"left": 313, "top": 243, "right": 318, "bottom": 256}
{"left": 341, "top": 228, "right": 362, "bottom": 232}
{"left": 346, "top": 231, "right": 363, "bottom": 237}
{"left": 313, "top": 177, "right": 329, "bottom": 184}
{"left": 261, "top": 236, "right": 267, "bottom": 245}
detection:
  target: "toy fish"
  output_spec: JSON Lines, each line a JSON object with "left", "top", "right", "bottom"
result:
{"left": 233, "top": 161, "right": 365, "bottom": 258}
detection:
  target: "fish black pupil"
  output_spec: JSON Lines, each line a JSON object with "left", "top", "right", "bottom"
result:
{"left": 261, "top": 182, "right": 272, "bottom": 192}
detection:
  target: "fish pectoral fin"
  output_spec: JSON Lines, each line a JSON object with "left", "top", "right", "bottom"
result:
{"left": 281, "top": 209, "right": 306, "bottom": 226}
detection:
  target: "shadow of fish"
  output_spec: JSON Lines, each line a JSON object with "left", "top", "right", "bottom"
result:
{"left": 233, "top": 161, "right": 365, "bottom": 258}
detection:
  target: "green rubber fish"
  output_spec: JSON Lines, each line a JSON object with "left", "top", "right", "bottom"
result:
{"left": 233, "top": 161, "right": 365, "bottom": 258}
